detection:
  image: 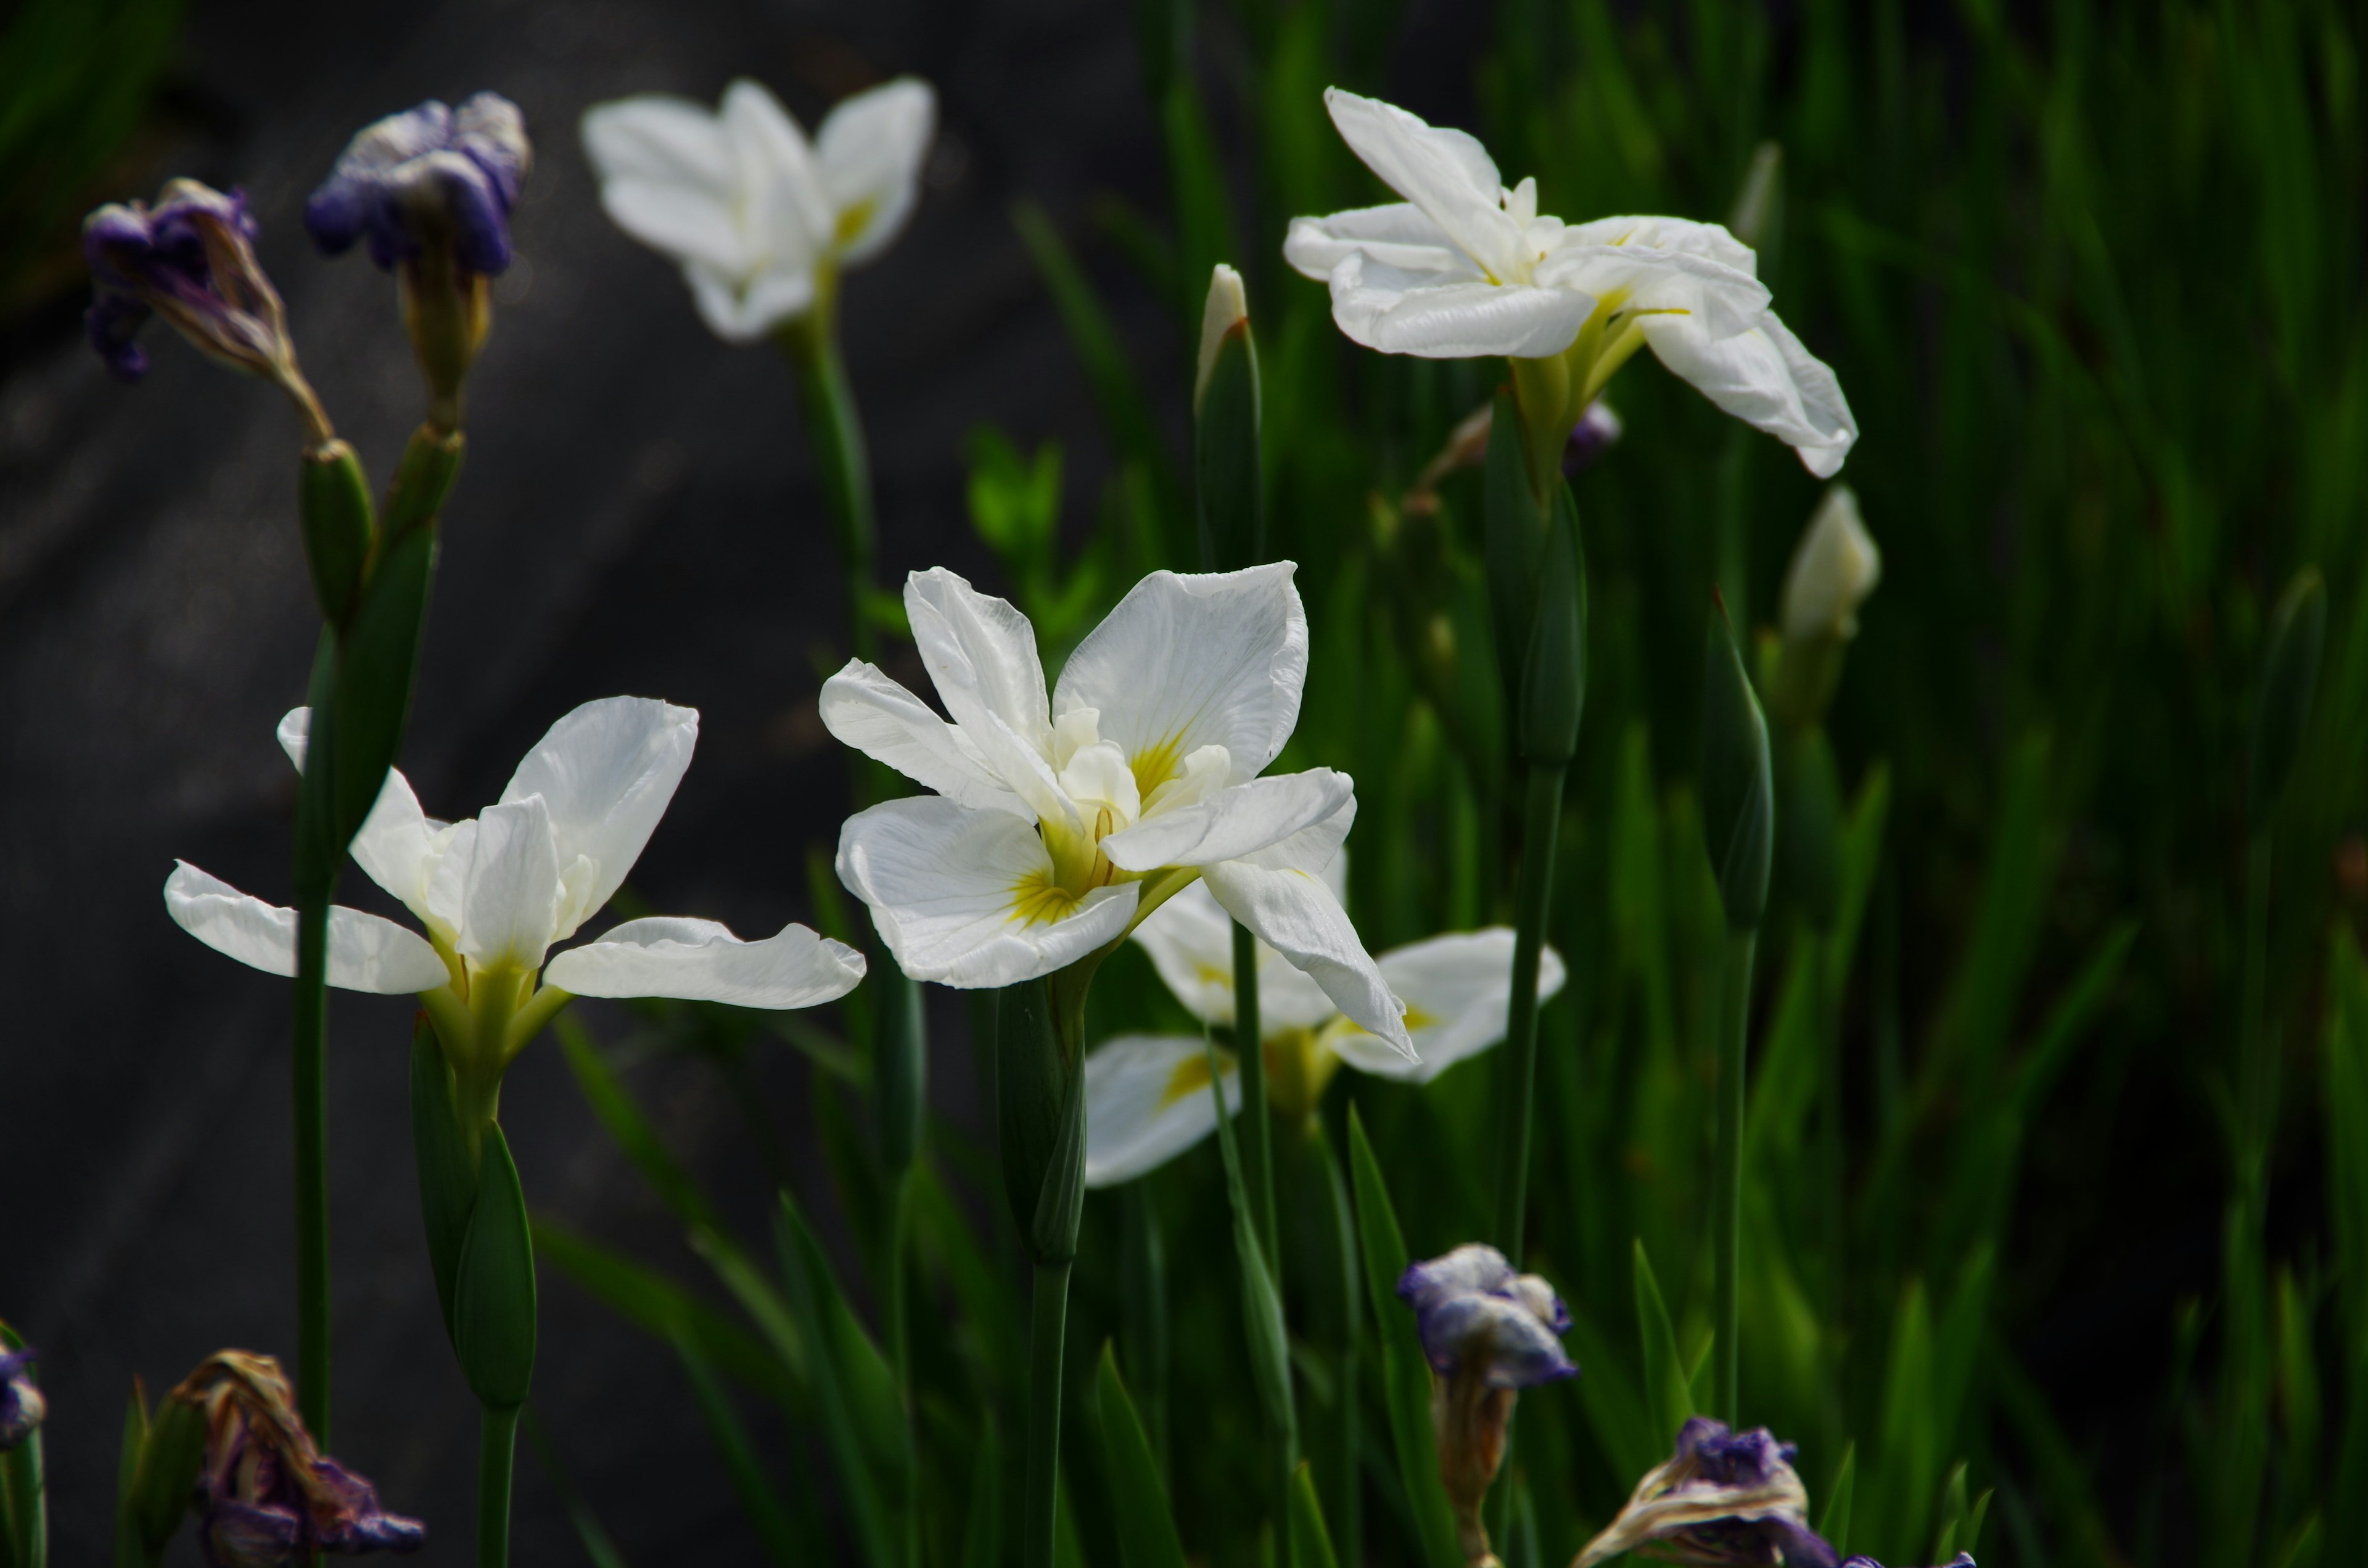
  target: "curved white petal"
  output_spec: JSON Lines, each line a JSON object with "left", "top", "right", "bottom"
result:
{"left": 1562, "top": 213, "right": 1759, "bottom": 275}
{"left": 278, "top": 707, "right": 310, "bottom": 770}
{"left": 1531, "top": 243, "right": 1772, "bottom": 342}
{"left": 582, "top": 96, "right": 751, "bottom": 274}
{"left": 273, "top": 706, "right": 450, "bottom": 932}
{"left": 721, "top": 78, "right": 834, "bottom": 261}
{"left": 501, "top": 697, "right": 697, "bottom": 937}
{"left": 818, "top": 659, "right": 1030, "bottom": 818}
{"left": 1638, "top": 312, "right": 1858, "bottom": 477}
{"left": 1329, "top": 930, "right": 1567, "bottom": 1081}
{"left": 902, "top": 569, "right": 1071, "bottom": 823}
{"left": 546, "top": 916, "right": 866, "bottom": 1008}
{"left": 1282, "top": 203, "right": 1468, "bottom": 281}
{"left": 686, "top": 260, "right": 816, "bottom": 342}
{"left": 456, "top": 796, "right": 562, "bottom": 971}
{"left": 1323, "top": 89, "right": 1523, "bottom": 283}
{"left": 1329, "top": 253, "right": 1595, "bottom": 359}
{"left": 1103, "top": 768, "right": 1352, "bottom": 872}
{"left": 1231, "top": 790, "right": 1357, "bottom": 876}
{"left": 816, "top": 76, "right": 935, "bottom": 266}
{"left": 164, "top": 862, "right": 448, "bottom": 995}
{"left": 1054, "top": 564, "right": 1309, "bottom": 787}
{"left": 1780, "top": 485, "right": 1880, "bottom": 641}
{"left": 598, "top": 182, "right": 750, "bottom": 277}
{"left": 836, "top": 797, "right": 1136, "bottom": 988}
{"left": 1131, "top": 878, "right": 1336, "bottom": 1031}
{"left": 1083, "top": 1034, "right": 1235, "bottom": 1187}
{"left": 1201, "top": 857, "right": 1411, "bottom": 1058}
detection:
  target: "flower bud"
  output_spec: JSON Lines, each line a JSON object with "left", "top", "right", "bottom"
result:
{"left": 306, "top": 93, "right": 530, "bottom": 429}
{"left": 171, "top": 1350, "right": 424, "bottom": 1563}
{"left": 0, "top": 1346, "right": 43, "bottom": 1450}
{"left": 1703, "top": 594, "right": 1774, "bottom": 931}
{"left": 1194, "top": 263, "right": 1264, "bottom": 573}
{"left": 1397, "top": 1245, "right": 1576, "bottom": 1566}
{"left": 1562, "top": 398, "right": 1623, "bottom": 477}
{"left": 2248, "top": 566, "right": 2325, "bottom": 829}
{"left": 1780, "top": 485, "right": 1880, "bottom": 646}
{"left": 1576, "top": 1417, "right": 1837, "bottom": 1568}
{"left": 1841, "top": 1558, "right": 1975, "bottom": 1568}
{"left": 82, "top": 181, "right": 332, "bottom": 444}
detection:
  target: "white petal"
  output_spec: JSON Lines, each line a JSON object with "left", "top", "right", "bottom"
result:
{"left": 1322, "top": 89, "right": 1524, "bottom": 282}
{"left": 818, "top": 659, "right": 1031, "bottom": 817}
{"left": 1054, "top": 564, "right": 1308, "bottom": 788}
{"left": 1083, "top": 1034, "right": 1235, "bottom": 1187}
{"left": 1779, "top": 485, "right": 1880, "bottom": 641}
{"left": 456, "top": 796, "right": 562, "bottom": 970}
{"left": 1561, "top": 213, "right": 1760, "bottom": 276}
{"left": 272, "top": 706, "right": 450, "bottom": 932}
{"left": 1282, "top": 203, "right": 1469, "bottom": 281}
{"left": 836, "top": 797, "right": 1136, "bottom": 988}
{"left": 599, "top": 181, "right": 751, "bottom": 277}
{"left": 1328, "top": 930, "right": 1567, "bottom": 1081}
{"left": 1230, "top": 789, "right": 1357, "bottom": 876}
{"left": 164, "top": 861, "right": 448, "bottom": 995}
{"left": 1102, "top": 768, "right": 1352, "bottom": 872}
{"left": 903, "top": 569, "right": 1071, "bottom": 824}
{"left": 816, "top": 76, "right": 935, "bottom": 266}
{"left": 1329, "top": 253, "right": 1596, "bottom": 359}
{"left": 500, "top": 697, "right": 697, "bottom": 938}
{"left": 278, "top": 707, "right": 310, "bottom": 769}
{"left": 1201, "top": 857, "right": 1411, "bottom": 1059}
{"left": 721, "top": 79, "right": 835, "bottom": 259}
{"left": 546, "top": 916, "right": 866, "bottom": 1008}
{"left": 1531, "top": 243, "right": 1771, "bottom": 342}
{"left": 685, "top": 259, "right": 816, "bottom": 342}
{"left": 582, "top": 96, "right": 750, "bottom": 274}
{"left": 1638, "top": 311, "right": 1858, "bottom": 477}
{"left": 1131, "top": 879, "right": 1337, "bottom": 1032}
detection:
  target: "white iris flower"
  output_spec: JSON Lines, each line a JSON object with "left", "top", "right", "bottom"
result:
{"left": 165, "top": 697, "right": 865, "bottom": 1083}
{"left": 1081, "top": 860, "right": 1564, "bottom": 1186}
{"left": 1285, "top": 88, "right": 1856, "bottom": 478}
{"left": 581, "top": 76, "right": 934, "bottom": 342}
{"left": 823, "top": 565, "right": 1411, "bottom": 1059}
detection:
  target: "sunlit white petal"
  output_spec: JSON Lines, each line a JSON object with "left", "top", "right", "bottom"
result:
{"left": 815, "top": 77, "right": 935, "bottom": 265}
{"left": 1330, "top": 930, "right": 1566, "bottom": 1080}
{"left": 1202, "top": 858, "right": 1411, "bottom": 1057}
{"left": 720, "top": 78, "right": 834, "bottom": 260}
{"left": 1282, "top": 203, "right": 1468, "bottom": 281}
{"left": 903, "top": 569, "right": 1073, "bottom": 824}
{"left": 1330, "top": 253, "right": 1595, "bottom": 359}
{"left": 1131, "top": 878, "right": 1336, "bottom": 1031}
{"left": 163, "top": 861, "right": 448, "bottom": 995}
{"left": 1083, "top": 1034, "right": 1236, "bottom": 1187}
{"left": 580, "top": 97, "right": 749, "bottom": 274}
{"left": 500, "top": 697, "right": 697, "bottom": 937}
{"left": 546, "top": 916, "right": 866, "bottom": 1008}
{"left": 819, "top": 659, "right": 1031, "bottom": 818}
{"left": 1323, "top": 88, "right": 1523, "bottom": 284}
{"left": 1637, "top": 313, "right": 1857, "bottom": 477}
{"left": 1101, "top": 768, "right": 1352, "bottom": 872}
{"left": 455, "top": 795, "right": 562, "bottom": 971}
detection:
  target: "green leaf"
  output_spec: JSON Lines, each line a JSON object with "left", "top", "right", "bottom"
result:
{"left": 1701, "top": 594, "right": 1774, "bottom": 930}
{"left": 110, "top": 1382, "right": 146, "bottom": 1568}
{"left": 1288, "top": 1461, "right": 1342, "bottom": 1568}
{"left": 2250, "top": 566, "right": 2327, "bottom": 824}
{"left": 557, "top": 1020, "right": 728, "bottom": 1234}
{"left": 672, "top": 1331, "right": 806, "bottom": 1567}
{"left": 1203, "top": 1034, "right": 1297, "bottom": 1458}
{"left": 1346, "top": 1107, "right": 1464, "bottom": 1568}
{"left": 452, "top": 1124, "right": 538, "bottom": 1408}
{"left": 1817, "top": 1442, "right": 1855, "bottom": 1558}
{"left": 775, "top": 1191, "right": 897, "bottom": 1568}
{"left": 1632, "top": 1239, "right": 1693, "bottom": 1447}
{"left": 522, "top": 1405, "right": 637, "bottom": 1568}
{"left": 125, "top": 1388, "right": 203, "bottom": 1566}
{"left": 327, "top": 515, "right": 435, "bottom": 850}
{"left": 1095, "top": 1344, "right": 1189, "bottom": 1568}
{"left": 410, "top": 1020, "right": 475, "bottom": 1339}
{"left": 1483, "top": 387, "right": 1548, "bottom": 704}
{"left": 298, "top": 440, "right": 374, "bottom": 628}
{"left": 962, "top": 1413, "right": 1002, "bottom": 1568}
{"left": 1519, "top": 485, "right": 1587, "bottom": 767}
{"left": 1872, "top": 1278, "right": 1936, "bottom": 1548}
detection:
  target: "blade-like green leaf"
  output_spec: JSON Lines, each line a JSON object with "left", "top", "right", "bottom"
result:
{"left": 1632, "top": 1239, "right": 1693, "bottom": 1447}
{"left": 1288, "top": 1461, "right": 1341, "bottom": 1568}
{"left": 1817, "top": 1442, "right": 1855, "bottom": 1558}
{"left": 522, "top": 1405, "right": 638, "bottom": 1568}
{"left": 1204, "top": 1034, "right": 1297, "bottom": 1460}
{"left": 452, "top": 1124, "right": 538, "bottom": 1408}
{"left": 1095, "top": 1344, "right": 1189, "bottom": 1568}
{"left": 410, "top": 1019, "right": 474, "bottom": 1339}
{"left": 673, "top": 1331, "right": 805, "bottom": 1567}
{"left": 775, "top": 1191, "right": 897, "bottom": 1568}
{"left": 963, "top": 1413, "right": 1003, "bottom": 1568}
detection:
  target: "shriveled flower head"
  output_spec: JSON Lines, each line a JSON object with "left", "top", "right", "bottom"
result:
{"left": 305, "top": 93, "right": 530, "bottom": 276}
{"left": 81, "top": 180, "right": 329, "bottom": 437}
{"left": 582, "top": 77, "right": 935, "bottom": 342}
{"left": 1574, "top": 1416, "right": 1836, "bottom": 1568}
{"left": 1841, "top": 1557, "right": 1975, "bottom": 1568}
{"left": 0, "top": 1347, "right": 43, "bottom": 1450}
{"left": 175, "top": 1351, "right": 424, "bottom": 1564}
{"left": 1400, "top": 1243, "right": 1576, "bottom": 1388}
{"left": 1778, "top": 485, "right": 1880, "bottom": 644}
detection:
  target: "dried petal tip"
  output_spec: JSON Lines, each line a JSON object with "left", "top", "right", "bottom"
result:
{"left": 306, "top": 92, "right": 530, "bottom": 274}
{"left": 175, "top": 1350, "right": 424, "bottom": 1564}
{"left": 0, "top": 1348, "right": 44, "bottom": 1449}
{"left": 1575, "top": 1416, "right": 1836, "bottom": 1568}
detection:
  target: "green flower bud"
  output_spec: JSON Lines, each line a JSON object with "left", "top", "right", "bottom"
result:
{"left": 1194, "top": 263, "right": 1264, "bottom": 573}
{"left": 2248, "top": 567, "right": 2325, "bottom": 828}
{"left": 1702, "top": 596, "right": 1774, "bottom": 931}
{"left": 298, "top": 440, "right": 376, "bottom": 630}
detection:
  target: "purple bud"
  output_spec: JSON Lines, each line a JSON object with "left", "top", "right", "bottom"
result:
{"left": 1575, "top": 1416, "right": 1838, "bottom": 1568}
{"left": 1561, "top": 398, "right": 1622, "bottom": 477}
{"left": 1399, "top": 1244, "right": 1576, "bottom": 1389}
{"left": 0, "top": 1348, "right": 44, "bottom": 1450}
{"left": 306, "top": 93, "right": 530, "bottom": 276}
{"left": 1841, "top": 1558, "right": 1976, "bottom": 1568}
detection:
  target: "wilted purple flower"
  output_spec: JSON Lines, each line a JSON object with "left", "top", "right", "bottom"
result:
{"left": 0, "top": 1347, "right": 44, "bottom": 1449}
{"left": 1399, "top": 1244, "right": 1576, "bottom": 1566}
{"left": 1841, "top": 1558, "right": 1975, "bottom": 1568}
{"left": 1574, "top": 1416, "right": 1836, "bottom": 1567}
{"left": 305, "top": 94, "right": 530, "bottom": 276}
{"left": 173, "top": 1351, "right": 423, "bottom": 1564}
{"left": 81, "top": 181, "right": 329, "bottom": 441}
{"left": 1561, "top": 398, "right": 1623, "bottom": 477}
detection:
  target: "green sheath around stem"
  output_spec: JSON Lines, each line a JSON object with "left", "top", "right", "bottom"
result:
{"left": 292, "top": 894, "right": 332, "bottom": 1449}
{"left": 1713, "top": 926, "right": 1759, "bottom": 1424}
{"left": 1232, "top": 922, "right": 1276, "bottom": 1270}
{"left": 1025, "top": 1260, "right": 1073, "bottom": 1568}
{"left": 477, "top": 1402, "right": 520, "bottom": 1568}
{"left": 1490, "top": 762, "right": 1568, "bottom": 1255}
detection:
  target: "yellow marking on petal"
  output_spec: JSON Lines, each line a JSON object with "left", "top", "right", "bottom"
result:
{"left": 834, "top": 199, "right": 877, "bottom": 248}
{"left": 1129, "top": 731, "right": 1190, "bottom": 802}
{"left": 1197, "top": 963, "right": 1231, "bottom": 990}
{"left": 1403, "top": 1006, "right": 1436, "bottom": 1032}
{"left": 1010, "top": 869, "right": 1084, "bottom": 927}
{"left": 1158, "top": 1051, "right": 1220, "bottom": 1108}
{"left": 1265, "top": 1027, "right": 1341, "bottom": 1122}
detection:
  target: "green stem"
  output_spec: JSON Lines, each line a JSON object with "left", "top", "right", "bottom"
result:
{"left": 477, "top": 1402, "right": 520, "bottom": 1568}
{"left": 887, "top": 1168, "right": 919, "bottom": 1568}
{"left": 782, "top": 302, "right": 878, "bottom": 668}
{"left": 1813, "top": 927, "right": 1844, "bottom": 1316}
{"left": 292, "top": 889, "right": 332, "bottom": 1448}
{"left": 1024, "top": 1260, "right": 1074, "bottom": 1568}
{"left": 1233, "top": 922, "right": 1277, "bottom": 1271}
{"left": 1490, "top": 761, "right": 1568, "bottom": 1255}
{"left": 1714, "top": 926, "right": 1759, "bottom": 1425}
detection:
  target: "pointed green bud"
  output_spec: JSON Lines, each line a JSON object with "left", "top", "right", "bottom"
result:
{"left": 125, "top": 1382, "right": 205, "bottom": 1561}
{"left": 1770, "top": 485, "right": 1880, "bottom": 726}
{"left": 298, "top": 440, "right": 376, "bottom": 630}
{"left": 1702, "top": 595, "right": 1774, "bottom": 930}
{"left": 1519, "top": 485, "right": 1587, "bottom": 765}
{"left": 1778, "top": 724, "right": 1844, "bottom": 931}
{"left": 1194, "top": 263, "right": 1263, "bottom": 573}
{"left": 2248, "top": 567, "right": 2326, "bottom": 828}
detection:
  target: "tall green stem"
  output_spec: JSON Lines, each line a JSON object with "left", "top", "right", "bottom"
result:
{"left": 1490, "top": 762, "right": 1568, "bottom": 1254}
{"left": 782, "top": 300, "right": 878, "bottom": 667}
{"left": 1233, "top": 923, "right": 1276, "bottom": 1268}
{"left": 477, "top": 1402, "right": 520, "bottom": 1568}
{"left": 1025, "top": 1260, "right": 1074, "bottom": 1568}
{"left": 1714, "top": 926, "right": 1759, "bottom": 1424}
{"left": 293, "top": 889, "right": 332, "bottom": 1447}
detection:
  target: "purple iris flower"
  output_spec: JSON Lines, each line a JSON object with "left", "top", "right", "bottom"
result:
{"left": 82, "top": 181, "right": 286, "bottom": 384}
{"left": 1842, "top": 1558, "right": 1976, "bottom": 1567}
{"left": 1562, "top": 398, "right": 1624, "bottom": 477}
{"left": 1399, "top": 1242, "right": 1577, "bottom": 1388}
{"left": 0, "top": 1347, "right": 44, "bottom": 1449}
{"left": 178, "top": 1352, "right": 423, "bottom": 1565}
{"left": 1576, "top": 1416, "right": 1839, "bottom": 1567}
{"left": 305, "top": 93, "right": 530, "bottom": 276}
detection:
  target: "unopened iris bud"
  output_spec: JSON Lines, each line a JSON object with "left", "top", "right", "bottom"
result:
{"left": 1780, "top": 485, "right": 1880, "bottom": 647}
{"left": 307, "top": 93, "right": 530, "bottom": 430}
{"left": 82, "top": 180, "right": 333, "bottom": 445}
{"left": 0, "top": 1346, "right": 43, "bottom": 1448}
{"left": 1399, "top": 1244, "right": 1576, "bottom": 1566}
{"left": 1194, "top": 263, "right": 1264, "bottom": 573}
{"left": 1575, "top": 1417, "right": 1837, "bottom": 1568}
{"left": 175, "top": 1350, "right": 424, "bottom": 1563}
